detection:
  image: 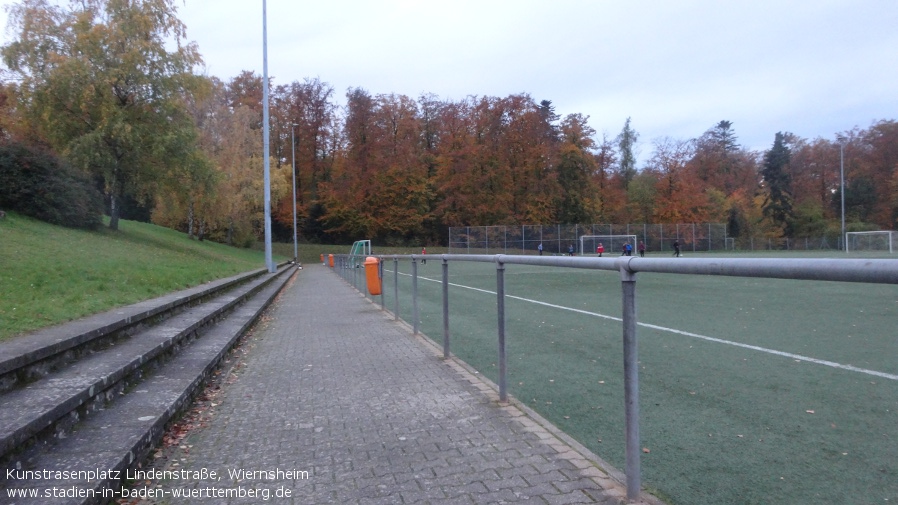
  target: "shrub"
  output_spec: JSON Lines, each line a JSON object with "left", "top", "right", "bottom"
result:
{"left": 0, "top": 143, "right": 103, "bottom": 229}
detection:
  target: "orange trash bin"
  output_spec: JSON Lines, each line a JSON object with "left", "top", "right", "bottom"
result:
{"left": 328, "top": 254, "right": 334, "bottom": 268}
{"left": 320, "top": 253, "right": 324, "bottom": 265}
{"left": 364, "top": 256, "right": 382, "bottom": 296}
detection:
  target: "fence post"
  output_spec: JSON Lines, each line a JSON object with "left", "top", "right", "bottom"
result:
{"left": 393, "top": 256, "right": 399, "bottom": 321}
{"left": 692, "top": 223, "right": 696, "bottom": 252}
{"left": 412, "top": 256, "right": 419, "bottom": 335}
{"left": 442, "top": 257, "right": 450, "bottom": 359}
{"left": 496, "top": 258, "right": 507, "bottom": 403}
{"left": 619, "top": 258, "right": 641, "bottom": 502}
{"left": 379, "top": 259, "right": 385, "bottom": 310}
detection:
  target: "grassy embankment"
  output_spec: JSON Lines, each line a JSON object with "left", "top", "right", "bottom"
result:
{"left": 0, "top": 212, "right": 299, "bottom": 342}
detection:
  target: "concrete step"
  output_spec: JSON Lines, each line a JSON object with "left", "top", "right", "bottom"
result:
{"left": 0, "top": 268, "right": 272, "bottom": 393}
{"left": 0, "top": 266, "right": 291, "bottom": 467}
{"left": 0, "top": 265, "right": 295, "bottom": 504}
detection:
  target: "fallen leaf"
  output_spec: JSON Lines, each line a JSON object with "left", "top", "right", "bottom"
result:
{"left": 642, "top": 447, "right": 650, "bottom": 453}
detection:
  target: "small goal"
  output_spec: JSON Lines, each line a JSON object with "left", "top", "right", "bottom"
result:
{"left": 845, "top": 231, "right": 895, "bottom": 253}
{"left": 580, "top": 235, "right": 637, "bottom": 256}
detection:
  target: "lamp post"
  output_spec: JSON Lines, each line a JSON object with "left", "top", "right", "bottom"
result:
{"left": 291, "top": 123, "right": 298, "bottom": 263}
{"left": 837, "top": 136, "right": 846, "bottom": 252}
{"left": 261, "top": 0, "right": 274, "bottom": 272}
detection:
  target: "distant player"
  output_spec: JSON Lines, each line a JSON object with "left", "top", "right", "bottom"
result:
{"left": 421, "top": 246, "right": 427, "bottom": 264}
{"left": 638, "top": 241, "right": 646, "bottom": 257}
{"left": 568, "top": 244, "right": 575, "bottom": 256}
{"left": 596, "top": 243, "right": 604, "bottom": 257}
{"left": 673, "top": 240, "right": 681, "bottom": 257}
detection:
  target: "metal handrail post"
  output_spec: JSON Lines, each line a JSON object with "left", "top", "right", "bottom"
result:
{"left": 496, "top": 259, "right": 507, "bottom": 403}
{"left": 619, "top": 257, "right": 641, "bottom": 501}
{"left": 412, "top": 256, "right": 419, "bottom": 335}
{"left": 442, "top": 257, "right": 450, "bottom": 359}
{"left": 393, "top": 256, "right": 399, "bottom": 321}
{"left": 379, "top": 260, "right": 385, "bottom": 310}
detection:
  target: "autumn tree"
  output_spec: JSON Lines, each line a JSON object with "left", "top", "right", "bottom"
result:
{"left": 648, "top": 137, "right": 702, "bottom": 223}
{"left": 591, "top": 133, "right": 621, "bottom": 221}
{"left": 855, "top": 121, "right": 898, "bottom": 228}
{"left": 691, "top": 121, "right": 741, "bottom": 193}
{"left": 271, "top": 78, "right": 338, "bottom": 241}
{"left": 2, "top": 0, "right": 204, "bottom": 230}
{"left": 499, "top": 94, "right": 558, "bottom": 223}
{"left": 432, "top": 97, "right": 487, "bottom": 226}
{"left": 555, "top": 113, "right": 597, "bottom": 223}
{"left": 319, "top": 89, "right": 432, "bottom": 243}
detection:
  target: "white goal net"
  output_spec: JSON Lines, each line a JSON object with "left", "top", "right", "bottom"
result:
{"left": 580, "top": 235, "right": 637, "bottom": 256}
{"left": 845, "top": 231, "right": 895, "bottom": 253}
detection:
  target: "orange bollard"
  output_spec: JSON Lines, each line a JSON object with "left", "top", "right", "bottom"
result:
{"left": 364, "top": 256, "right": 382, "bottom": 295}
{"left": 320, "top": 253, "right": 324, "bottom": 264}
{"left": 328, "top": 254, "right": 334, "bottom": 268}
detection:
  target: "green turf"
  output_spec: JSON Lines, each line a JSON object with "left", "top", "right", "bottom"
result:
{"left": 370, "top": 255, "right": 898, "bottom": 505}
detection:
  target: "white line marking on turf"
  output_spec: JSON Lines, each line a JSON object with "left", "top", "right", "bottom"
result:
{"left": 394, "top": 270, "right": 898, "bottom": 381}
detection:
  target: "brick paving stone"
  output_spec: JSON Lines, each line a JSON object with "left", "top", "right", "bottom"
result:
{"left": 150, "top": 265, "right": 642, "bottom": 504}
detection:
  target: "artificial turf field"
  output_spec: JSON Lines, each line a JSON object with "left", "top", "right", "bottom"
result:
{"left": 363, "top": 252, "right": 897, "bottom": 505}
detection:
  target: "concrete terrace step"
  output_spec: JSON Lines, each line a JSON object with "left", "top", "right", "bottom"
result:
{"left": 0, "top": 266, "right": 291, "bottom": 466}
{"left": 0, "top": 267, "right": 272, "bottom": 391}
{"left": 0, "top": 265, "right": 295, "bottom": 504}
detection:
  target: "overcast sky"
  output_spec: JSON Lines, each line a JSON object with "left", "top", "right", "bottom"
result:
{"left": 3, "top": 0, "right": 897, "bottom": 158}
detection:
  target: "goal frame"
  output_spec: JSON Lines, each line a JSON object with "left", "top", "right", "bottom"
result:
{"left": 580, "top": 235, "right": 637, "bottom": 256}
{"left": 845, "top": 231, "right": 895, "bottom": 253}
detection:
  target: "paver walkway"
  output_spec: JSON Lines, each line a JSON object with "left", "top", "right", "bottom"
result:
{"left": 156, "top": 264, "right": 640, "bottom": 504}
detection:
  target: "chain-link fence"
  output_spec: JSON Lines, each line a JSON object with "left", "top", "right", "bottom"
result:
{"left": 447, "top": 224, "right": 846, "bottom": 254}
{"left": 448, "top": 224, "right": 727, "bottom": 254}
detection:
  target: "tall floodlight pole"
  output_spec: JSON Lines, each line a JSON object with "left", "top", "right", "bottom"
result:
{"left": 261, "top": 0, "right": 274, "bottom": 272}
{"left": 838, "top": 137, "right": 846, "bottom": 253}
{"left": 291, "top": 123, "right": 298, "bottom": 263}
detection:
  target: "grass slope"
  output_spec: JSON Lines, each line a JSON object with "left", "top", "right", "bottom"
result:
{"left": 0, "top": 212, "right": 286, "bottom": 342}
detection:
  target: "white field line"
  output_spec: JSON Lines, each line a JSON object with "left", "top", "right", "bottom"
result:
{"left": 394, "top": 270, "right": 898, "bottom": 381}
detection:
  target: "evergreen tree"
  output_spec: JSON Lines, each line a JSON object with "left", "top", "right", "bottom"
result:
{"left": 709, "top": 120, "right": 739, "bottom": 152}
{"left": 761, "top": 132, "right": 794, "bottom": 234}
{"left": 616, "top": 117, "right": 639, "bottom": 189}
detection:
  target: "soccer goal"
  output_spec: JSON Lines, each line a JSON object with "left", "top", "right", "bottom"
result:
{"left": 845, "top": 231, "right": 895, "bottom": 253}
{"left": 580, "top": 235, "right": 637, "bottom": 256}
{"left": 348, "top": 239, "right": 372, "bottom": 267}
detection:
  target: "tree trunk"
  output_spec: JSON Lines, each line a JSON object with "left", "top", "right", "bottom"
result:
{"left": 187, "top": 202, "right": 195, "bottom": 239}
{"left": 108, "top": 193, "right": 120, "bottom": 231}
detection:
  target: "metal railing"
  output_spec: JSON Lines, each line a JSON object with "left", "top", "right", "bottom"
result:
{"left": 332, "top": 253, "right": 898, "bottom": 501}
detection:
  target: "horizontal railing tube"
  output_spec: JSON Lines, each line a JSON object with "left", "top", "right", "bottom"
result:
{"left": 331, "top": 252, "right": 898, "bottom": 503}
